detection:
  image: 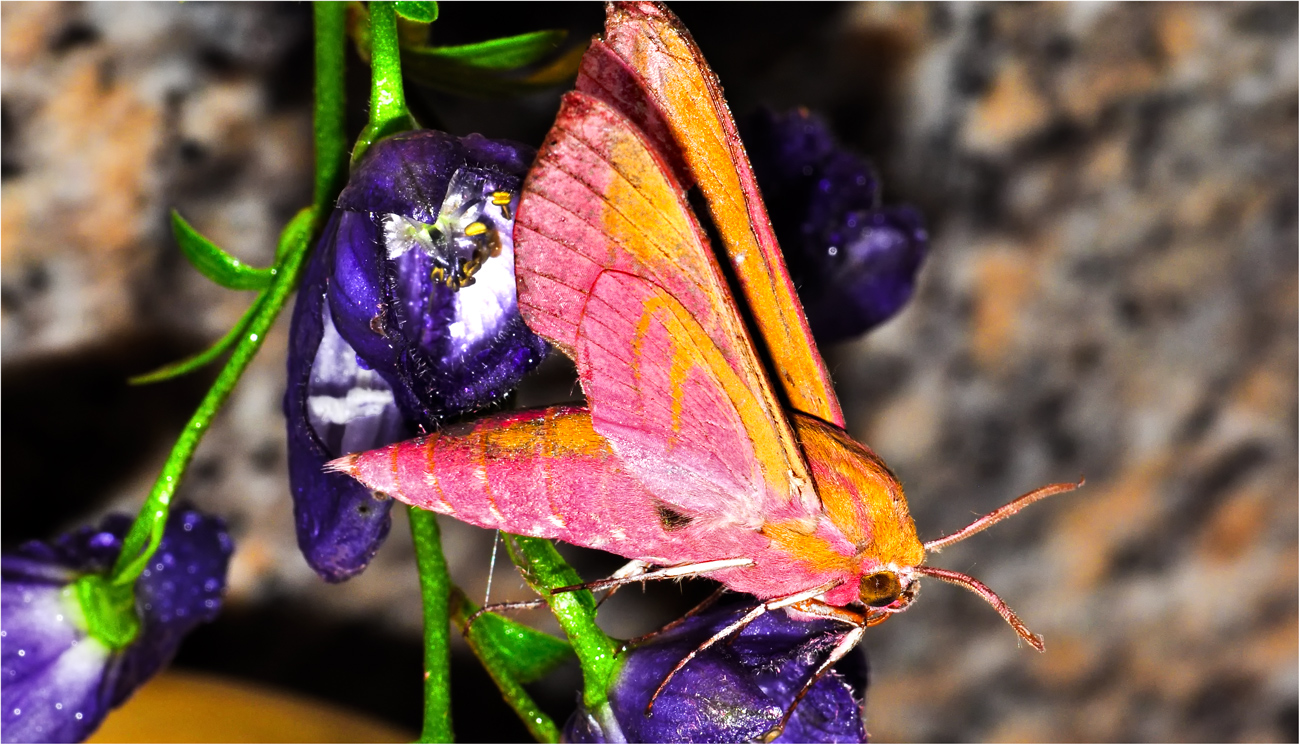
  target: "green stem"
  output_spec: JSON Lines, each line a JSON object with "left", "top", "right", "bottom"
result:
{"left": 505, "top": 536, "right": 618, "bottom": 711}
{"left": 110, "top": 208, "right": 317, "bottom": 585}
{"left": 108, "top": 0, "right": 350, "bottom": 588}
{"left": 353, "top": 1, "right": 417, "bottom": 164}
{"left": 410, "top": 507, "right": 455, "bottom": 743}
{"left": 451, "top": 590, "right": 560, "bottom": 743}
{"left": 313, "top": 2, "right": 348, "bottom": 209}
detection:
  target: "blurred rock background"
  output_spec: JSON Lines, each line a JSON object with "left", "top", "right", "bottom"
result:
{"left": 2, "top": 2, "right": 1295, "bottom": 742}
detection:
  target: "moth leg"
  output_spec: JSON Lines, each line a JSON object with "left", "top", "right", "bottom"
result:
{"left": 463, "top": 598, "right": 549, "bottom": 631}
{"left": 617, "top": 585, "right": 727, "bottom": 655}
{"left": 760, "top": 600, "right": 868, "bottom": 743}
{"left": 646, "top": 581, "right": 841, "bottom": 714}
{"left": 551, "top": 557, "right": 753, "bottom": 595}
{"left": 465, "top": 560, "right": 650, "bottom": 630}
{"left": 595, "top": 559, "right": 652, "bottom": 608}
{"left": 646, "top": 603, "right": 768, "bottom": 714}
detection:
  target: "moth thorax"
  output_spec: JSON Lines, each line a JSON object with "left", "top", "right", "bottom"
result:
{"left": 381, "top": 167, "right": 517, "bottom": 291}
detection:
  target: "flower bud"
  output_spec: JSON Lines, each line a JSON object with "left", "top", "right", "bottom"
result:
{"left": 285, "top": 130, "right": 548, "bottom": 581}
{"left": 1, "top": 508, "right": 232, "bottom": 743}
{"left": 745, "top": 108, "right": 928, "bottom": 345}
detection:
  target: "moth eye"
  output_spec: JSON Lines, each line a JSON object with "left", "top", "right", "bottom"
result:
{"left": 860, "top": 571, "right": 902, "bottom": 607}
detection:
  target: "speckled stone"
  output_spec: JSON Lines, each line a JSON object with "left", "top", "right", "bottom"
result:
{"left": 2, "top": 3, "right": 1295, "bottom": 742}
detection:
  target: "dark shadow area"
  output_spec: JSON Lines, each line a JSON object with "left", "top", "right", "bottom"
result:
{"left": 170, "top": 603, "right": 583, "bottom": 742}
{"left": 1, "top": 332, "right": 216, "bottom": 547}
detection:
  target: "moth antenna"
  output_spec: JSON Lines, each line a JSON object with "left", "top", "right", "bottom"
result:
{"left": 914, "top": 565, "right": 1045, "bottom": 651}
{"left": 923, "top": 476, "right": 1085, "bottom": 553}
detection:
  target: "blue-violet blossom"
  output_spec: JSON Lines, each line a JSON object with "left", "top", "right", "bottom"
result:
{"left": 1, "top": 508, "right": 232, "bottom": 743}
{"left": 286, "top": 130, "right": 548, "bottom": 582}
{"left": 744, "top": 108, "right": 928, "bottom": 345}
{"left": 565, "top": 600, "right": 867, "bottom": 744}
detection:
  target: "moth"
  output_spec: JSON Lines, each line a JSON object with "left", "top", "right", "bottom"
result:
{"left": 333, "top": 1, "right": 1081, "bottom": 733}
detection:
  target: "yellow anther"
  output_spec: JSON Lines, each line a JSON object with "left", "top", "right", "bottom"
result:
{"left": 464, "top": 221, "right": 488, "bottom": 237}
{"left": 491, "top": 191, "right": 512, "bottom": 206}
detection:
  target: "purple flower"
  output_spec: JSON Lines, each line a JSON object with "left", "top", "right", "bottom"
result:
{"left": 1, "top": 508, "right": 232, "bottom": 743}
{"left": 285, "top": 130, "right": 549, "bottom": 582}
{"left": 565, "top": 600, "right": 867, "bottom": 744}
{"left": 744, "top": 108, "right": 928, "bottom": 345}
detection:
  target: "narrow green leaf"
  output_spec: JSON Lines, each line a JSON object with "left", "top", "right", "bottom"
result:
{"left": 111, "top": 206, "right": 317, "bottom": 586}
{"left": 170, "top": 211, "right": 275, "bottom": 291}
{"left": 395, "top": 1, "right": 438, "bottom": 23}
{"left": 400, "top": 41, "right": 586, "bottom": 100}
{"left": 128, "top": 293, "right": 265, "bottom": 385}
{"left": 420, "top": 29, "right": 567, "bottom": 70}
{"left": 452, "top": 589, "right": 562, "bottom": 743}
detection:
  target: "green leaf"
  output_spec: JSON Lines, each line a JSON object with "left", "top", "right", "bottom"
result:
{"left": 129, "top": 293, "right": 265, "bottom": 385}
{"left": 171, "top": 211, "right": 275, "bottom": 290}
{"left": 452, "top": 589, "right": 562, "bottom": 742}
{"left": 421, "top": 29, "right": 567, "bottom": 70}
{"left": 470, "top": 608, "right": 573, "bottom": 684}
{"left": 395, "top": 1, "right": 438, "bottom": 23}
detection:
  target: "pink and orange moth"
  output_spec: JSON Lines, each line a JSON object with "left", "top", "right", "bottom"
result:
{"left": 333, "top": 1, "right": 1081, "bottom": 729}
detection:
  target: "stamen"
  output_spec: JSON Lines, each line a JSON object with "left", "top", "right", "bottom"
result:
{"left": 924, "top": 477, "right": 1084, "bottom": 552}
{"left": 915, "top": 565, "right": 1044, "bottom": 651}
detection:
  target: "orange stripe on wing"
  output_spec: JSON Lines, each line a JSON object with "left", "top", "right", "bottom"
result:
{"left": 603, "top": 3, "right": 845, "bottom": 427}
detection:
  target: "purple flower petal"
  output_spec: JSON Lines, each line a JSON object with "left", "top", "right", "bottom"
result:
{"left": 338, "top": 131, "right": 534, "bottom": 222}
{"left": 285, "top": 212, "right": 401, "bottom": 583}
{"left": 744, "top": 108, "right": 928, "bottom": 345}
{"left": 327, "top": 131, "right": 549, "bottom": 425}
{"left": 1, "top": 509, "right": 231, "bottom": 743}
{"left": 285, "top": 130, "right": 549, "bottom": 581}
{"left": 565, "top": 600, "right": 867, "bottom": 744}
